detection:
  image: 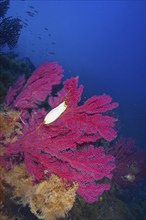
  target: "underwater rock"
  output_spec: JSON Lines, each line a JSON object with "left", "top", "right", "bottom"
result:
{"left": 0, "top": 52, "right": 35, "bottom": 104}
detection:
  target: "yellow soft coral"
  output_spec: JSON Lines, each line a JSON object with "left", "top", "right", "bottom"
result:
{"left": 4, "top": 164, "right": 33, "bottom": 205}
{"left": 0, "top": 106, "right": 23, "bottom": 144}
{"left": 29, "top": 175, "right": 78, "bottom": 220}
{"left": 4, "top": 164, "right": 78, "bottom": 220}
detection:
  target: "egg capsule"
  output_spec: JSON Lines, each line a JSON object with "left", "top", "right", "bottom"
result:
{"left": 44, "top": 101, "right": 67, "bottom": 125}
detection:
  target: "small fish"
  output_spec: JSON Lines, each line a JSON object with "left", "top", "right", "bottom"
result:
{"left": 26, "top": 11, "right": 35, "bottom": 17}
{"left": 49, "top": 51, "right": 55, "bottom": 55}
{"left": 99, "top": 196, "right": 103, "bottom": 202}
{"left": 44, "top": 27, "right": 48, "bottom": 31}
{"left": 51, "top": 42, "right": 56, "bottom": 45}
{"left": 29, "top": 6, "right": 34, "bottom": 9}
{"left": 122, "top": 173, "right": 136, "bottom": 182}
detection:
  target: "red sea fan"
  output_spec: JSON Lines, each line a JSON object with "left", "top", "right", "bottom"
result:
{"left": 6, "top": 62, "right": 64, "bottom": 109}
{"left": 5, "top": 74, "right": 26, "bottom": 107}
{"left": 2, "top": 61, "right": 119, "bottom": 203}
